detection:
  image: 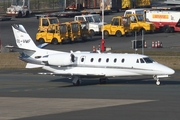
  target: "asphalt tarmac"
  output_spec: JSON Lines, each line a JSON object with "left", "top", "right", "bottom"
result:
{"left": 0, "top": 12, "right": 180, "bottom": 120}
{"left": 1, "top": 13, "right": 180, "bottom": 52}
{"left": 0, "top": 69, "right": 180, "bottom": 120}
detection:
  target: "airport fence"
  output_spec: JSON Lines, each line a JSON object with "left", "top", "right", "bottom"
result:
{"left": 0, "top": 0, "right": 65, "bottom": 14}
{"left": 0, "top": 0, "right": 166, "bottom": 14}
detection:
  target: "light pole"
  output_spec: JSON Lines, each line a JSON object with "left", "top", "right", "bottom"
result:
{"left": 101, "top": 0, "right": 105, "bottom": 52}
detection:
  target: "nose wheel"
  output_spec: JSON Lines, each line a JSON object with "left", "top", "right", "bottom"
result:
{"left": 156, "top": 79, "right": 160, "bottom": 86}
{"left": 153, "top": 75, "right": 161, "bottom": 86}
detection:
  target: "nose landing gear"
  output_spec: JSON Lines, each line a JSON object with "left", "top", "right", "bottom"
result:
{"left": 153, "top": 75, "right": 161, "bottom": 86}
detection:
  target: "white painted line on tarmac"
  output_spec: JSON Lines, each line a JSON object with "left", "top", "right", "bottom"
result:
{"left": 0, "top": 97, "right": 156, "bottom": 120}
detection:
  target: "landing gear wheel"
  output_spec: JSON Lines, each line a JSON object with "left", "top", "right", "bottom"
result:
{"left": 156, "top": 79, "right": 160, "bottom": 86}
{"left": 72, "top": 77, "right": 81, "bottom": 86}
{"left": 99, "top": 78, "right": 107, "bottom": 84}
{"left": 73, "top": 80, "right": 80, "bottom": 86}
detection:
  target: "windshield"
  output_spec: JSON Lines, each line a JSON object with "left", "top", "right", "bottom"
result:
{"left": 135, "top": 11, "right": 144, "bottom": 15}
{"left": 93, "top": 15, "right": 101, "bottom": 22}
{"left": 12, "top": 0, "right": 24, "bottom": 6}
{"left": 143, "top": 57, "right": 155, "bottom": 63}
{"left": 85, "top": 17, "right": 94, "bottom": 22}
{"left": 136, "top": 15, "right": 144, "bottom": 21}
{"left": 49, "top": 19, "right": 59, "bottom": 24}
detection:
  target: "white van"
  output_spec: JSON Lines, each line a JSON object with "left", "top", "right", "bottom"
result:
{"left": 124, "top": 9, "right": 145, "bottom": 16}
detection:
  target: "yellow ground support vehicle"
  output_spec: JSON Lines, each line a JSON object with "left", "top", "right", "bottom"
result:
{"left": 65, "top": 21, "right": 82, "bottom": 42}
{"left": 36, "top": 16, "right": 91, "bottom": 44}
{"left": 103, "top": 16, "right": 132, "bottom": 37}
{"left": 65, "top": 21, "right": 91, "bottom": 42}
{"left": 36, "top": 24, "right": 69, "bottom": 44}
{"left": 125, "top": 14, "right": 156, "bottom": 33}
{"left": 79, "top": 21, "right": 92, "bottom": 40}
{"left": 38, "top": 17, "right": 60, "bottom": 32}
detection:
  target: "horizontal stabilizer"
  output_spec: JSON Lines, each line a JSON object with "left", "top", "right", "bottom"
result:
{"left": 5, "top": 45, "right": 36, "bottom": 53}
{"left": 37, "top": 43, "right": 49, "bottom": 48}
{"left": 26, "top": 63, "right": 43, "bottom": 68}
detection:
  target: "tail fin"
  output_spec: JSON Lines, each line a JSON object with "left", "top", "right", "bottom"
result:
{"left": 12, "top": 24, "right": 38, "bottom": 51}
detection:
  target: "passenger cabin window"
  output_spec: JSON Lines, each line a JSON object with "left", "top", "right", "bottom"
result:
{"left": 98, "top": 58, "right": 101, "bottom": 62}
{"left": 106, "top": 58, "right": 109, "bottom": 63}
{"left": 91, "top": 58, "right": 94, "bottom": 62}
{"left": 81, "top": 58, "right": 84, "bottom": 62}
{"left": 121, "top": 58, "right": 125, "bottom": 63}
{"left": 114, "top": 58, "right": 117, "bottom": 63}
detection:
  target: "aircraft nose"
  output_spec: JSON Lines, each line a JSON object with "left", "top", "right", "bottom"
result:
{"left": 168, "top": 68, "right": 175, "bottom": 75}
{"left": 165, "top": 67, "right": 175, "bottom": 75}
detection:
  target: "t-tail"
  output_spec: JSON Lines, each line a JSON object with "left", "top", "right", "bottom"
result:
{"left": 12, "top": 24, "right": 38, "bottom": 51}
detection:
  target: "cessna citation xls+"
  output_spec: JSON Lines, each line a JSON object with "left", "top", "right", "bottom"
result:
{"left": 9, "top": 24, "right": 175, "bottom": 86}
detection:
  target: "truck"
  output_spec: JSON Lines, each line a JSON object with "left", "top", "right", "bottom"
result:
{"left": 63, "top": 0, "right": 151, "bottom": 14}
{"left": 6, "top": 0, "right": 31, "bottom": 18}
{"left": 146, "top": 10, "right": 180, "bottom": 33}
{"left": 63, "top": 0, "right": 113, "bottom": 15}
{"left": 74, "top": 14, "right": 104, "bottom": 36}
{"left": 102, "top": 16, "right": 133, "bottom": 37}
{"left": 164, "top": 0, "right": 180, "bottom": 5}
{"left": 124, "top": 9, "right": 156, "bottom": 33}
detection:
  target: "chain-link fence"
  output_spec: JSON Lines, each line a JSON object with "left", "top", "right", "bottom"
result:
{"left": 0, "top": 0, "right": 65, "bottom": 13}
{"left": 0, "top": 0, "right": 167, "bottom": 14}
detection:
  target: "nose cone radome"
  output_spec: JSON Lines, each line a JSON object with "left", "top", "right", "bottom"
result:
{"left": 157, "top": 63, "right": 175, "bottom": 75}
{"left": 167, "top": 68, "right": 175, "bottom": 75}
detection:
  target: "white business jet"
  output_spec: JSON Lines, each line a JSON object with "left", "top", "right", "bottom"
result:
{"left": 10, "top": 24, "right": 175, "bottom": 86}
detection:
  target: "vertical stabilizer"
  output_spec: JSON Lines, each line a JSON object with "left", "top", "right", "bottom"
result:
{"left": 12, "top": 24, "right": 38, "bottom": 50}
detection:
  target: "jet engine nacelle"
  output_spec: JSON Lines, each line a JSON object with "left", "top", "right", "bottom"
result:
{"left": 47, "top": 53, "right": 76, "bottom": 66}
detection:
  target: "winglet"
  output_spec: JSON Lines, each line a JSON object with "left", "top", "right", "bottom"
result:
{"left": 12, "top": 24, "right": 38, "bottom": 51}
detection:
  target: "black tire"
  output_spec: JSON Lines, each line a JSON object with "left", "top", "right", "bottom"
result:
{"left": 52, "top": 38, "right": 59, "bottom": 45}
{"left": 163, "top": 26, "right": 170, "bottom": 33}
{"left": 25, "top": 11, "right": 29, "bottom": 17}
{"left": 99, "top": 78, "right": 107, "bottom": 84}
{"left": 38, "top": 38, "right": 45, "bottom": 44}
{"left": 104, "top": 30, "right": 109, "bottom": 38}
{"left": 73, "top": 80, "right": 80, "bottom": 86}
{"left": 169, "top": 27, "right": 174, "bottom": 33}
{"left": 82, "top": 36, "right": 87, "bottom": 41}
{"left": 90, "top": 30, "right": 95, "bottom": 36}
{"left": 17, "top": 12, "right": 22, "bottom": 18}
{"left": 115, "top": 31, "right": 122, "bottom": 37}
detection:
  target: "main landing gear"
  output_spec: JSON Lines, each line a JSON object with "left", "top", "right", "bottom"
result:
{"left": 72, "top": 76, "right": 81, "bottom": 86}
{"left": 71, "top": 77, "right": 108, "bottom": 86}
{"left": 99, "top": 78, "right": 108, "bottom": 84}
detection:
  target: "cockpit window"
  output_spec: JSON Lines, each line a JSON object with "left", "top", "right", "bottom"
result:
{"left": 140, "top": 58, "right": 145, "bottom": 63}
{"left": 143, "top": 57, "right": 155, "bottom": 63}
